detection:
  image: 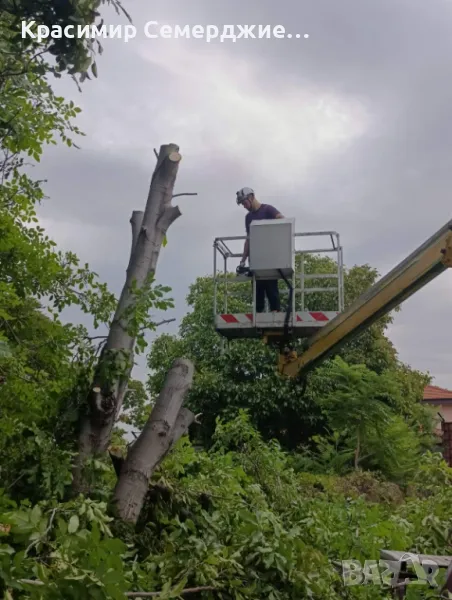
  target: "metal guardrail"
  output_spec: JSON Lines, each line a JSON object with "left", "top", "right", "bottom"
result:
{"left": 213, "top": 230, "right": 344, "bottom": 321}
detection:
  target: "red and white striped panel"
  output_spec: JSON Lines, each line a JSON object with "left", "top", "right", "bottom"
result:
{"left": 295, "top": 311, "right": 339, "bottom": 322}
{"left": 217, "top": 312, "right": 339, "bottom": 325}
{"left": 217, "top": 314, "right": 253, "bottom": 324}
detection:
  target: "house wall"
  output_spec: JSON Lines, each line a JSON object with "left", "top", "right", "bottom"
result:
{"left": 439, "top": 405, "right": 452, "bottom": 423}
{"left": 422, "top": 398, "right": 452, "bottom": 466}
{"left": 423, "top": 403, "right": 452, "bottom": 435}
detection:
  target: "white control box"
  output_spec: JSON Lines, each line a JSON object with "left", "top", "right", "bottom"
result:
{"left": 249, "top": 218, "right": 294, "bottom": 279}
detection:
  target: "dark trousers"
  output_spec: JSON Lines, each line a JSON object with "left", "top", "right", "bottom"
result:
{"left": 255, "top": 279, "right": 281, "bottom": 312}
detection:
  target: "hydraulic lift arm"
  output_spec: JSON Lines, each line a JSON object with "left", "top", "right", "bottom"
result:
{"left": 278, "top": 219, "right": 452, "bottom": 378}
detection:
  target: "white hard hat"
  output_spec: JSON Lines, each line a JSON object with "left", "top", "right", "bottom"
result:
{"left": 236, "top": 187, "right": 254, "bottom": 204}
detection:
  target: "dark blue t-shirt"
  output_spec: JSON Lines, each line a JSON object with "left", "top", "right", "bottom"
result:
{"left": 245, "top": 204, "right": 279, "bottom": 235}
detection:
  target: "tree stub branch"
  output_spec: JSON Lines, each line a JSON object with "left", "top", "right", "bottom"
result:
{"left": 16, "top": 581, "right": 218, "bottom": 597}
{"left": 157, "top": 205, "right": 182, "bottom": 232}
{"left": 172, "top": 192, "right": 198, "bottom": 199}
{"left": 168, "top": 151, "right": 181, "bottom": 162}
{"left": 153, "top": 318, "right": 175, "bottom": 328}
{"left": 130, "top": 211, "right": 144, "bottom": 258}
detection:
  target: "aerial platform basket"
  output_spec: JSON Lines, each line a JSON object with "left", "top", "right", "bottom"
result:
{"left": 215, "top": 310, "right": 341, "bottom": 339}
{"left": 213, "top": 220, "right": 344, "bottom": 341}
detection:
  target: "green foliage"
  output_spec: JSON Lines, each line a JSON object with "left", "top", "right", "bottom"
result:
{"left": 2, "top": 415, "right": 452, "bottom": 600}
{"left": 119, "top": 379, "right": 152, "bottom": 430}
{"left": 317, "top": 357, "right": 395, "bottom": 436}
{"left": 147, "top": 259, "right": 432, "bottom": 460}
{"left": 0, "top": 294, "right": 101, "bottom": 495}
{"left": 0, "top": 495, "right": 134, "bottom": 599}
{"left": 125, "top": 275, "right": 174, "bottom": 355}
{"left": 408, "top": 450, "right": 452, "bottom": 497}
{"left": 1, "top": 0, "right": 131, "bottom": 82}
{"left": 0, "top": 421, "right": 74, "bottom": 504}
{"left": 291, "top": 357, "right": 434, "bottom": 483}
{"left": 363, "top": 415, "right": 426, "bottom": 483}
{"left": 0, "top": 217, "right": 118, "bottom": 490}
{"left": 129, "top": 420, "right": 452, "bottom": 598}
{"left": 0, "top": 0, "right": 168, "bottom": 500}
{"left": 292, "top": 430, "right": 356, "bottom": 476}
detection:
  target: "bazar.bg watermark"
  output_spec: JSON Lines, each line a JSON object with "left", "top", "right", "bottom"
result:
{"left": 21, "top": 20, "right": 310, "bottom": 43}
{"left": 340, "top": 555, "right": 442, "bottom": 588}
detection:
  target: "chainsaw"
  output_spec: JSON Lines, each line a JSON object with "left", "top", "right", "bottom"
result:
{"left": 236, "top": 264, "right": 252, "bottom": 277}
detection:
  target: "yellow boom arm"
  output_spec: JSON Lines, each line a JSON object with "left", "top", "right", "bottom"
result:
{"left": 279, "top": 219, "right": 452, "bottom": 378}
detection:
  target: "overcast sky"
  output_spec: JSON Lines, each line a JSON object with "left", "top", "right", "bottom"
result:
{"left": 34, "top": 0, "right": 452, "bottom": 389}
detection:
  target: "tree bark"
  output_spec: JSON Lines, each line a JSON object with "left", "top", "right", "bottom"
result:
{"left": 128, "top": 210, "right": 144, "bottom": 270}
{"left": 113, "top": 358, "right": 194, "bottom": 523}
{"left": 73, "top": 143, "right": 183, "bottom": 493}
{"left": 108, "top": 408, "right": 195, "bottom": 478}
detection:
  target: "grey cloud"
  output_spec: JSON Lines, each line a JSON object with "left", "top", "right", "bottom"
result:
{"left": 37, "top": 146, "right": 157, "bottom": 226}
{"left": 131, "top": 0, "right": 452, "bottom": 100}
{"left": 33, "top": 0, "right": 452, "bottom": 390}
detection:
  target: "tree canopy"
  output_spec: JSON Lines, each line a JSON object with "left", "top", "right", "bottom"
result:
{"left": 147, "top": 256, "right": 433, "bottom": 464}
{"left": 0, "top": 0, "right": 122, "bottom": 503}
{"left": 1, "top": 0, "right": 131, "bottom": 82}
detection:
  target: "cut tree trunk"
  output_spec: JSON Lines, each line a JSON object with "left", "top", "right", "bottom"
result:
{"left": 73, "top": 143, "right": 183, "bottom": 493}
{"left": 113, "top": 358, "right": 194, "bottom": 523}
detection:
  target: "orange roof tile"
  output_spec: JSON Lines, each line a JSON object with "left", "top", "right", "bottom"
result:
{"left": 423, "top": 385, "right": 452, "bottom": 402}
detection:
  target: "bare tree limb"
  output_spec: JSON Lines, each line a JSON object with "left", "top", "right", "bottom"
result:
{"left": 7, "top": 472, "right": 25, "bottom": 490}
{"left": 126, "top": 587, "right": 217, "bottom": 597}
{"left": 153, "top": 148, "right": 158, "bottom": 159}
{"left": 172, "top": 192, "right": 198, "bottom": 199}
{"left": 92, "top": 318, "right": 174, "bottom": 341}
{"left": 24, "top": 508, "right": 57, "bottom": 557}
{"left": 17, "top": 580, "right": 44, "bottom": 586}
{"left": 16, "top": 581, "right": 218, "bottom": 596}
{"left": 153, "top": 318, "right": 175, "bottom": 328}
